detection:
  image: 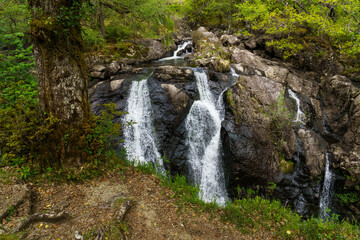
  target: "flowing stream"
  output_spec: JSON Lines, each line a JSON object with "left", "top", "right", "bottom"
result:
{"left": 158, "top": 41, "right": 192, "bottom": 61}
{"left": 288, "top": 89, "right": 306, "bottom": 123}
{"left": 185, "top": 70, "right": 228, "bottom": 205}
{"left": 319, "top": 151, "right": 334, "bottom": 219}
{"left": 123, "top": 78, "right": 164, "bottom": 171}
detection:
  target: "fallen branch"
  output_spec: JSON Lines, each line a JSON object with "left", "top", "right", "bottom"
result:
{"left": 13, "top": 211, "right": 70, "bottom": 233}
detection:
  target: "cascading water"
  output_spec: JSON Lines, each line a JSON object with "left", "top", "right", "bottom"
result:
{"left": 185, "top": 70, "right": 228, "bottom": 205}
{"left": 288, "top": 89, "right": 306, "bottom": 124}
{"left": 123, "top": 78, "right": 164, "bottom": 171}
{"left": 230, "top": 66, "right": 239, "bottom": 78}
{"left": 319, "top": 151, "right": 334, "bottom": 220}
{"left": 158, "top": 41, "right": 192, "bottom": 61}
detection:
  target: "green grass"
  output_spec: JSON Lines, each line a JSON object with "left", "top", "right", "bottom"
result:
{"left": 2, "top": 152, "right": 360, "bottom": 239}
{"left": 131, "top": 160, "right": 360, "bottom": 239}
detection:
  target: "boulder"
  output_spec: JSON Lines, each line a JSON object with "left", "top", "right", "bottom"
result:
{"left": 152, "top": 66, "right": 194, "bottom": 82}
{"left": 110, "top": 79, "right": 124, "bottom": 92}
{"left": 93, "top": 65, "right": 106, "bottom": 72}
{"left": 90, "top": 71, "right": 105, "bottom": 79}
{"left": 220, "top": 34, "right": 240, "bottom": 46}
{"left": 161, "top": 84, "right": 190, "bottom": 114}
{"left": 106, "top": 61, "right": 121, "bottom": 76}
{"left": 244, "top": 38, "right": 257, "bottom": 49}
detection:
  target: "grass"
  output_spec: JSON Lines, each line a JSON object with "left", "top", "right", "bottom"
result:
{"left": 2, "top": 154, "right": 360, "bottom": 239}
{"left": 132, "top": 160, "right": 360, "bottom": 240}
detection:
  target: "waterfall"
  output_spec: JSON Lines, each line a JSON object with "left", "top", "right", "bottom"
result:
{"left": 158, "top": 41, "right": 192, "bottom": 61}
{"left": 230, "top": 66, "right": 239, "bottom": 78}
{"left": 123, "top": 78, "right": 164, "bottom": 171}
{"left": 185, "top": 70, "right": 228, "bottom": 205}
{"left": 319, "top": 151, "right": 334, "bottom": 220}
{"left": 288, "top": 89, "right": 306, "bottom": 123}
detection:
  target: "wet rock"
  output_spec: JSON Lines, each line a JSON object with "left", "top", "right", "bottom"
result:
{"left": 222, "top": 73, "right": 296, "bottom": 187}
{"left": 297, "top": 129, "right": 328, "bottom": 178}
{"left": 321, "top": 75, "right": 353, "bottom": 137}
{"left": 161, "top": 84, "right": 190, "bottom": 114}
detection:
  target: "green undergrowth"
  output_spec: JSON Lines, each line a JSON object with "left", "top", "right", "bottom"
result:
{"left": 132, "top": 161, "right": 360, "bottom": 239}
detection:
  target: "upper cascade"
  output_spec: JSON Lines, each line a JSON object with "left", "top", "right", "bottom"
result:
{"left": 158, "top": 41, "right": 192, "bottom": 61}
{"left": 288, "top": 89, "right": 306, "bottom": 124}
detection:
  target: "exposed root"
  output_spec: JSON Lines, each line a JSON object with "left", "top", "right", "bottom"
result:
{"left": 0, "top": 185, "right": 30, "bottom": 222}
{"left": 94, "top": 199, "right": 133, "bottom": 240}
{"left": 13, "top": 211, "right": 70, "bottom": 233}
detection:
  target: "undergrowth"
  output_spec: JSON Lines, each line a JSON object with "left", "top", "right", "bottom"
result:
{"left": 132, "top": 161, "right": 360, "bottom": 240}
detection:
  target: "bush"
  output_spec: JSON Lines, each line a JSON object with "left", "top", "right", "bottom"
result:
{"left": 82, "top": 26, "right": 105, "bottom": 48}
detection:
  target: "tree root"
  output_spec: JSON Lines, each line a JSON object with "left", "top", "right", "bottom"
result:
{"left": 0, "top": 185, "right": 30, "bottom": 222}
{"left": 13, "top": 211, "right": 70, "bottom": 233}
{"left": 94, "top": 199, "right": 133, "bottom": 240}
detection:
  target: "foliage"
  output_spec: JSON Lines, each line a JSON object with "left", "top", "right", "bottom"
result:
{"left": 267, "top": 90, "right": 293, "bottom": 147}
{"left": 183, "top": 0, "right": 241, "bottom": 28}
{"left": 0, "top": 47, "right": 125, "bottom": 182}
{"left": 82, "top": 0, "right": 174, "bottom": 47}
{"left": 336, "top": 192, "right": 360, "bottom": 205}
{"left": 0, "top": 0, "right": 30, "bottom": 42}
{"left": 0, "top": 34, "right": 37, "bottom": 109}
{"left": 82, "top": 26, "right": 105, "bottom": 48}
{"left": 234, "top": 0, "right": 360, "bottom": 60}
{"left": 157, "top": 169, "right": 360, "bottom": 239}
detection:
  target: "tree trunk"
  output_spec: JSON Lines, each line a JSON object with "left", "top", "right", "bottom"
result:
{"left": 28, "top": 0, "right": 90, "bottom": 124}
{"left": 28, "top": 0, "right": 90, "bottom": 166}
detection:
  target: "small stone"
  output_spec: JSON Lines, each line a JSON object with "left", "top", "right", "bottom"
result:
{"left": 74, "top": 230, "right": 84, "bottom": 240}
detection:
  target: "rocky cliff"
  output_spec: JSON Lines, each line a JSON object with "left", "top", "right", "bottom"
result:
{"left": 89, "top": 27, "right": 360, "bottom": 220}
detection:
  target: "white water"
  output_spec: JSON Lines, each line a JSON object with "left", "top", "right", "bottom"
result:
{"left": 288, "top": 89, "right": 306, "bottom": 124}
{"left": 319, "top": 151, "right": 333, "bottom": 220}
{"left": 230, "top": 66, "right": 239, "bottom": 78}
{"left": 185, "top": 70, "right": 228, "bottom": 205}
{"left": 158, "top": 41, "right": 192, "bottom": 61}
{"left": 123, "top": 79, "right": 164, "bottom": 171}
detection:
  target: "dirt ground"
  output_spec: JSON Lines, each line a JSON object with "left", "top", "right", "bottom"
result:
{"left": 0, "top": 167, "right": 274, "bottom": 240}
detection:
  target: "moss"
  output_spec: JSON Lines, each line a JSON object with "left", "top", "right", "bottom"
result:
{"left": 113, "top": 42, "right": 150, "bottom": 59}
{"left": 113, "top": 197, "right": 131, "bottom": 210}
{"left": 279, "top": 156, "right": 294, "bottom": 174}
{"left": 226, "top": 89, "right": 241, "bottom": 124}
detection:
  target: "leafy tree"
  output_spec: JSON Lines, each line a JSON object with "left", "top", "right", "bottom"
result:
{"left": 0, "top": 0, "right": 30, "bottom": 36}
{"left": 234, "top": 0, "right": 360, "bottom": 60}
{"left": 183, "top": 0, "right": 240, "bottom": 28}
{"left": 81, "top": 0, "right": 174, "bottom": 47}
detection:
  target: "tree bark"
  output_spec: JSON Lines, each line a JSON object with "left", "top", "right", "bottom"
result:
{"left": 28, "top": 0, "right": 90, "bottom": 124}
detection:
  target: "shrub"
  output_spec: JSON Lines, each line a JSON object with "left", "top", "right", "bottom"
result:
{"left": 82, "top": 26, "right": 105, "bottom": 48}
